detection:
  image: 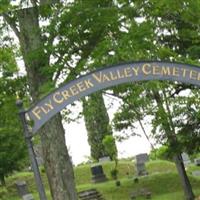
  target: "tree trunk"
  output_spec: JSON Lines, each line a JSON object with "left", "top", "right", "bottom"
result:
{"left": 153, "top": 89, "right": 195, "bottom": 200}
{"left": 0, "top": 174, "right": 5, "bottom": 186}
{"left": 174, "top": 154, "right": 195, "bottom": 200}
{"left": 40, "top": 113, "right": 77, "bottom": 200}
{"left": 4, "top": 6, "right": 78, "bottom": 200}
{"left": 82, "top": 91, "right": 116, "bottom": 160}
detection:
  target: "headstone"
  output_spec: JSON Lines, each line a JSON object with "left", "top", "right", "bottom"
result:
{"left": 15, "top": 181, "right": 34, "bottom": 200}
{"left": 135, "top": 153, "right": 149, "bottom": 164}
{"left": 194, "top": 158, "right": 200, "bottom": 166}
{"left": 181, "top": 152, "right": 191, "bottom": 167}
{"left": 135, "top": 153, "right": 149, "bottom": 176}
{"left": 192, "top": 171, "right": 200, "bottom": 177}
{"left": 99, "top": 156, "right": 111, "bottom": 163}
{"left": 22, "top": 194, "right": 34, "bottom": 200}
{"left": 136, "top": 163, "right": 148, "bottom": 176}
{"left": 16, "top": 181, "right": 29, "bottom": 197}
{"left": 91, "top": 165, "right": 107, "bottom": 183}
{"left": 78, "top": 189, "right": 103, "bottom": 200}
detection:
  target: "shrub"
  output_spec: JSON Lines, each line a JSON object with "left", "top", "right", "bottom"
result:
{"left": 149, "top": 145, "right": 171, "bottom": 161}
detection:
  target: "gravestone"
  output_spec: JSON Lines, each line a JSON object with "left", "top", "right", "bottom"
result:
{"left": 135, "top": 153, "right": 149, "bottom": 176}
{"left": 15, "top": 181, "right": 34, "bottom": 200}
{"left": 135, "top": 153, "right": 149, "bottom": 164}
{"left": 22, "top": 194, "right": 34, "bottom": 200}
{"left": 192, "top": 171, "right": 200, "bottom": 177}
{"left": 16, "top": 181, "right": 29, "bottom": 197}
{"left": 194, "top": 158, "right": 200, "bottom": 166}
{"left": 78, "top": 188, "right": 104, "bottom": 200}
{"left": 91, "top": 165, "right": 107, "bottom": 183}
{"left": 136, "top": 163, "right": 148, "bottom": 176}
{"left": 181, "top": 152, "right": 191, "bottom": 167}
{"left": 99, "top": 156, "right": 111, "bottom": 163}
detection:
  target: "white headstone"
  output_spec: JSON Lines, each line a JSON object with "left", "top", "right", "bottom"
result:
{"left": 99, "top": 156, "right": 111, "bottom": 163}
{"left": 181, "top": 152, "right": 190, "bottom": 161}
{"left": 192, "top": 171, "right": 200, "bottom": 177}
{"left": 181, "top": 152, "right": 191, "bottom": 167}
{"left": 22, "top": 194, "right": 34, "bottom": 200}
{"left": 135, "top": 154, "right": 149, "bottom": 176}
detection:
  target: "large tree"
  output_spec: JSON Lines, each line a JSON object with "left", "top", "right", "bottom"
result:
{"left": 2, "top": 1, "right": 199, "bottom": 200}
{"left": 82, "top": 91, "right": 113, "bottom": 160}
{"left": 2, "top": 2, "right": 77, "bottom": 200}
{"left": 1, "top": 0, "right": 123, "bottom": 198}
{"left": 138, "top": 1, "right": 200, "bottom": 199}
{"left": 54, "top": 0, "right": 121, "bottom": 161}
{"left": 113, "top": 81, "right": 199, "bottom": 200}
{"left": 111, "top": 1, "right": 200, "bottom": 199}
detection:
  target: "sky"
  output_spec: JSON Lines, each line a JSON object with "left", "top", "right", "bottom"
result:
{"left": 63, "top": 95, "right": 153, "bottom": 165}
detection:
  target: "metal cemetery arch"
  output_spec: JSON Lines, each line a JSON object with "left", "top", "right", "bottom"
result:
{"left": 17, "top": 61, "right": 200, "bottom": 200}
{"left": 27, "top": 61, "right": 200, "bottom": 133}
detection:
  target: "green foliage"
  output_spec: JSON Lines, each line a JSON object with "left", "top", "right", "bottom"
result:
{"left": 110, "top": 168, "right": 118, "bottom": 180}
{"left": 103, "top": 135, "right": 118, "bottom": 179}
{"left": 0, "top": 0, "right": 11, "bottom": 13}
{"left": 149, "top": 146, "right": 171, "bottom": 161}
{"left": 103, "top": 135, "right": 117, "bottom": 162}
{"left": 83, "top": 92, "right": 114, "bottom": 160}
{"left": 0, "top": 127, "right": 27, "bottom": 185}
{"left": 0, "top": 48, "right": 17, "bottom": 77}
{"left": 1, "top": 160, "right": 200, "bottom": 200}
{"left": 0, "top": 121, "right": 26, "bottom": 184}
{"left": 112, "top": 0, "right": 200, "bottom": 156}
{"left": 1, "top": 1, "right": 200, "bottom": 198}
{"left": 0, "top": 47, "right": 27, "bottom": 185}
{"left": 190, "top": 153, "right": 200, "bottom": 161}
{"left": 107, "top": 2, "right": 200, "bottom": 198}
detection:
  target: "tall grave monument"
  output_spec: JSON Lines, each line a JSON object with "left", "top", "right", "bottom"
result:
{"left": 135, "top": 153, "right": 149, "bottom": 176}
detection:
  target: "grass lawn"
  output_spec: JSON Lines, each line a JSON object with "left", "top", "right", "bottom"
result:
{"left": 0, "top": 160, "right": 200, "bottom": 200}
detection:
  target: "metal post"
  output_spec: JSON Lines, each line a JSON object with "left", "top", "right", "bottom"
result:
{"left": 16, "top": 99, "right": 47, "bottom": 200}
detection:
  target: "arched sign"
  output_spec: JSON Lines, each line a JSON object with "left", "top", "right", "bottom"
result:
{"left": 27, "top": 61, "right": 200, "bottom": 133}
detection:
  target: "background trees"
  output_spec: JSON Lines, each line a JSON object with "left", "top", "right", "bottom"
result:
{"left": 110, "top": 1, "right": 200, "bottom": 199}
{"left": 82, "top": 92, "right": 114, "bottom": 160}
{"left": 1, "top": 1, "right": 200, "bottom": 200}
{"left": 2, "top": 2, "right": 78, "bottom": 200}
{"left": 0, "top": 47, "right": 27, "bottom": 185}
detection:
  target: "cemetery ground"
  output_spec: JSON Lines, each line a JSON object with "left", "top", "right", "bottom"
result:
{"left": 0, "top": 160, "right": 200, "bottom": 200}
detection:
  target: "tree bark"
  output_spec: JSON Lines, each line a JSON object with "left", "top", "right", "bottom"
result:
{"left": 4, "top": 6, "right": 77, "bottom": 200}
{"left": 174, "top": 154, "right": 195, "bottom": 200}
{"left": 162, "top": 90, "right": 195, "bottom": 200}
{"left": 153, "top": 90, "right": 194, "bottom": 200}
{"left": 40, "top": 113, "right": 77, "bottom": 200}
